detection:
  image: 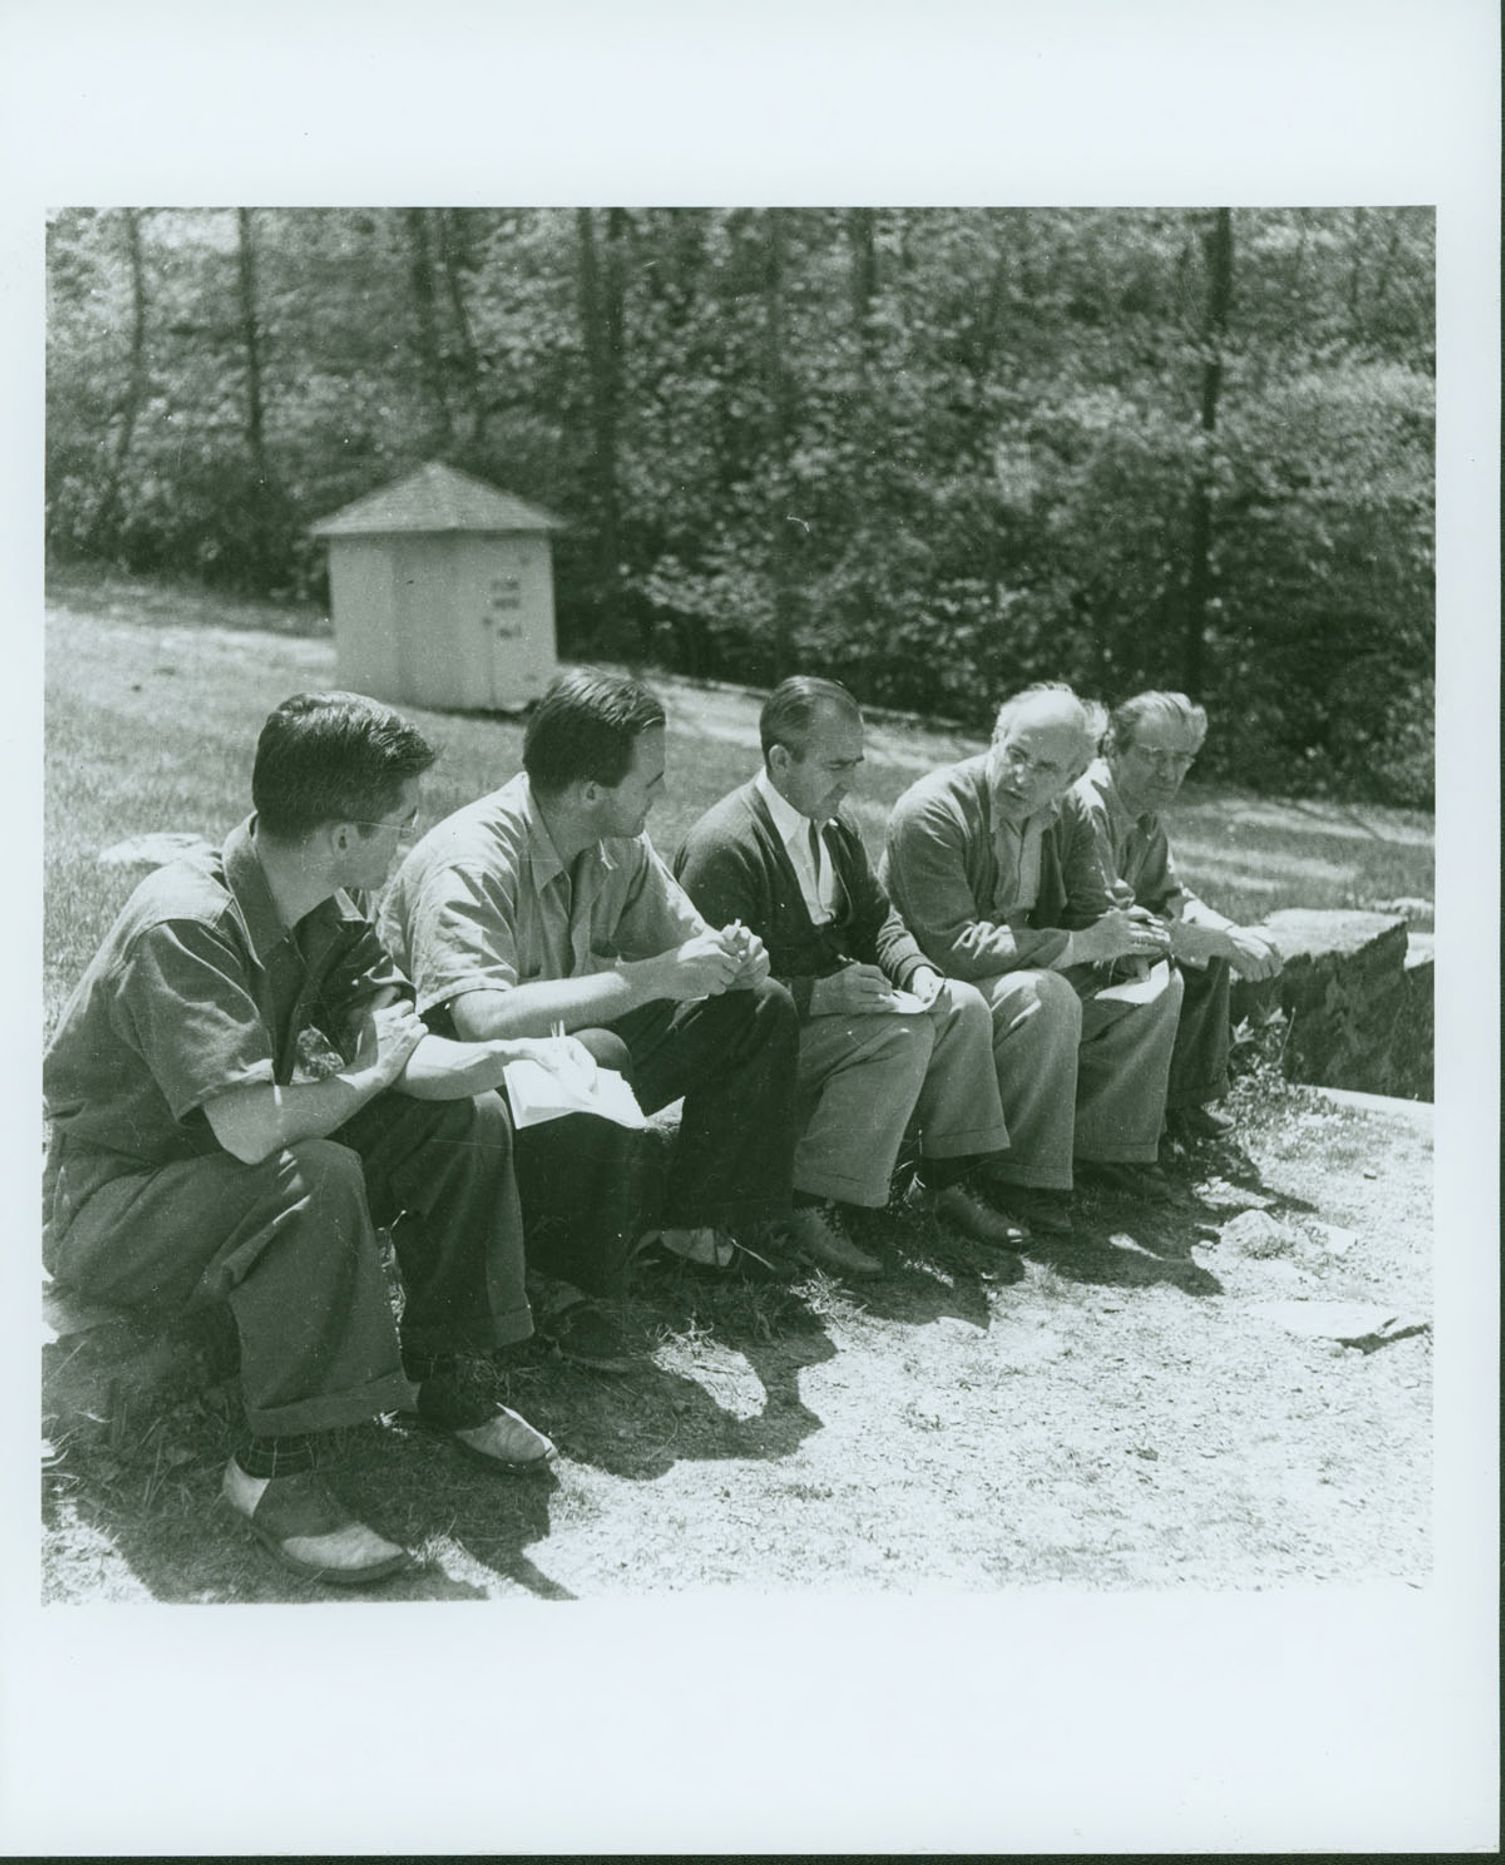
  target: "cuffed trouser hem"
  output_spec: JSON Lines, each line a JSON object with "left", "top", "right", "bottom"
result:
{"left": 791, "top": 1168, "right": 892, "bottom": 1209}
{"left": 400, "top": 1297, "right": 534, "bottom": 1357}
{"left": 243, "top": 1368, "right": 417, "bottom": 1438}
{"left": 920, "top": 1124, "right": 1010, "bottom": 1161}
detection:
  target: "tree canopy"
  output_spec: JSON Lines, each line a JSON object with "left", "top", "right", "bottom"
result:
{"left": 45, "top": 205, "right": 1435, "bottom": 804}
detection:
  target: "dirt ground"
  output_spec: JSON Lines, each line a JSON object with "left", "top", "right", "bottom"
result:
{"left": 42, "top": 1072, "right": 1431, "bottom": 1604}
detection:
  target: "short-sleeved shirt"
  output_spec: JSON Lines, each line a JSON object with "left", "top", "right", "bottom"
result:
{"left": 1072, "top": 759, "right": 1231, "bottom": 931}
{"left": 43, "top": 816, "right": 409, "bottom": 1172}
{"left": 380, "top": 772, "right": 706, "bottom": 1020}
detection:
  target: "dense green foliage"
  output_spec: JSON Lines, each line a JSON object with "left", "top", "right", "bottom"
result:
{"left": 45, "top": 207, "right": 1434, "bottom": 803}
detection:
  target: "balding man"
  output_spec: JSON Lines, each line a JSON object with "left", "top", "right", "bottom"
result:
{"left": 1074, "top": 691, "right": 1282, "bottom": 1142}
{"left": 882, "top": 683, "right": 1184, "bottom": 1238}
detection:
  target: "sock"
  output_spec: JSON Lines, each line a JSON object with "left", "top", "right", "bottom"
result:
{"left": 915, "top": 1155, "right": 974, "bottom": 1193}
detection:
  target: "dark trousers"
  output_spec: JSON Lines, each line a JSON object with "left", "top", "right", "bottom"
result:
{"left": 45, "top": 1091, "right": 532, "bottom": 1436}
{"left": 514, "top": 978, "right": 800, "bottom": 1290}
{"left": 1167, "top": 955, "right": 1233, "bottom": 1109}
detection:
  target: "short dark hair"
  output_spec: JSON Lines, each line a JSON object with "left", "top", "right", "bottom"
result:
{"left": 523, "top": 669, "right": 666, "bottom": 793}
{"left": 759, "top": 676, "right": 862, "bottom": 762}
{"left": 252, "top": 692, "right": 436, "bottom": 840}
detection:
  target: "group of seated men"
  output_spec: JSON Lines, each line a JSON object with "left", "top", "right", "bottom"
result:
{"left": 42, "top": 669, "right": 1281, "bottom": 1584}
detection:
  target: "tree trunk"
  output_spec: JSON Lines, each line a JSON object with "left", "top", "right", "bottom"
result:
{"left": 89, "top": 208, "right": 149, "bottom": 553}
{"left": 845, "top": 207, "right": 877, "bottom": 329}
{"left": 235, "top": 208, "right": 269, "bottom": 491}
{"left": 763, "top": 212, "right": 799, "bottom": 681}
{"left": 437, "top": 209, "right": 483, "bottom": 446}
{"left": 575, "top": 207, "right": 630, "bottom": 653}
{"left": 404, "top": 208, "right": 452, "bottom": 452}
{"left": 1182, "top": 207, "right": 1233, "bottom": 695}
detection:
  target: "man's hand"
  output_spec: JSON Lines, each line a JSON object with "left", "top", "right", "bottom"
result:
{"left": 1167, "top": 918, "right": 1227, "bottom": 967}
{"left": 1073, "top": 907, "right": 1173, "bottom": 967}
{"left": 502, "top": 1033, "right": 600, "bottom": 1085}
{"left": 347, "top": 1001, "right": 427, "bottom": 1092}
{"left": 721, "top": 922, "right": 772, "bottom": 988}
{"left": 909, "top": 965, "right": 945, "bottom": 1008}
{"left": 646, "top": 929, "right": 745, "bottom": 1002}
{"left": 809, "top": 962, "right": 894, "bottom": 1017}
{"left": 1223, "top": 925, "right": 1283, "bottom": 981}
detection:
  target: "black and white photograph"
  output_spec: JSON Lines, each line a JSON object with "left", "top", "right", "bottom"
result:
{"left": 4, "top": 2, "right": 1498, "bottom": 1856}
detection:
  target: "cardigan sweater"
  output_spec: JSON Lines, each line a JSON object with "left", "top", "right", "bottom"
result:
{"left": 673, "top": 780, "right": 929, "bottom": 1020}
{"left": 880, "top": 753, "right": 1112, "bottom": 982}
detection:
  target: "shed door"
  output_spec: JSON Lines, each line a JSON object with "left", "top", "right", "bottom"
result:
{"left": 474, "top": 534, "right": 557, "bottom": 709}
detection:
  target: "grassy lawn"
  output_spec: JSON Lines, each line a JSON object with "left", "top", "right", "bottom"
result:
{"left": 43, "top": 568, "right": 1434, "bottom": 1033}
{"left": 41, "top": 572, "right": 1434, "bottom": 1606}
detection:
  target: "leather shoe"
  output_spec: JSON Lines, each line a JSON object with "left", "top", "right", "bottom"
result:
{"left": 1079, "top": 1159, "right": 1174, "bottom": 1204}
{"left": 223, "top": 1459, "right": 411, "bottom": 1585}
{"left": 904, "top": 1178, "right": 1027, "bottom": 1249}
{"left": 1167, "top": 1102, "right": 1236, "bottom": 1141}
{"left": 993, "top": 1185, "right": 1074, "bottom": 1238}
{"left": 448, "top": 1406, "right": 556, "bottom": 1472}
{"left": 786, "top": 1205, "right": 883, "bottom": 1279}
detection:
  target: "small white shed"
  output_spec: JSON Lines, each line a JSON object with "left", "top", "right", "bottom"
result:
{"left": 310, "top": 461, "right": 566, "bottom": 711}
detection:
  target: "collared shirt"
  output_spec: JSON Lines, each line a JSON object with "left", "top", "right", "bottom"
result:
{"left": 1072, "top": 759, "right": 1231, "bottom": 930}
{"left": 881, "top": 753, "right": 1111, "bottom": 981}
{"left": 380, "top": 771, "right": 707, "bottom": 1018}
{"left": 43, "top": 817, "right": 407, "bottom": 1168}
{"left": 753, "top": 767, "right": 838, "bottom": 926}
{"left": 989, "top": 799, "right": 1080, "bottom": 971}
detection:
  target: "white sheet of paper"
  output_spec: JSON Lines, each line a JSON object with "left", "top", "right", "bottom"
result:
{"left": 502, "top": 1058, "right": 647, "bottom": 1130}
{"left": 1094, "top": 958, "right": 1172, "bottom": 1006}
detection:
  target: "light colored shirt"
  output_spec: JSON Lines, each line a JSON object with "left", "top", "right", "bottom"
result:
{"left": 1073, "top": 759, "right": 1232, "bottom": 932}
{"left": 380, "top": 771, "right": 707, "bottom": 1019}
{"left": 753, "top": 767, "right": 838, "bottom": 926}
{"left": 991, "top": 806, "right": 1080, "bottom": 971}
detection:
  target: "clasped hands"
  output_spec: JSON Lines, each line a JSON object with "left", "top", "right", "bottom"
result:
{"left": 652, "top": 921, "right": 771, "bottom": 1002}
{"left": 1092, "top": 882, "right": 1283, "bottom": 981}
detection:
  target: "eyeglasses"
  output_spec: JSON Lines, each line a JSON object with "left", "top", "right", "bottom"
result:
{"left": 1126, "top": 745, "right": 1198, "bottom": 773}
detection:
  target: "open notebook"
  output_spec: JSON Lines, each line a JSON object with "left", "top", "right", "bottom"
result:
{"left": 501, "top": 1052, "right": 648, "bottom": 1131}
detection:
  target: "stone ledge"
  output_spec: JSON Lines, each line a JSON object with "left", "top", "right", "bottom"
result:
{"left": 1231, "top": 908, "right": 1432, "bottom": 1102}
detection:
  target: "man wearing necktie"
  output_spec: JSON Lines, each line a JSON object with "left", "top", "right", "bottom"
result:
{"left": 675, "top": 677, "right": 1019, "bottom": 1278}
{"left": 882, "top": 682, "right": 1185, "bottom": 1239}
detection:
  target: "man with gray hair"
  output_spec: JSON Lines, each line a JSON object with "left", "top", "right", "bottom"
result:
{"left": 1074, "top": 690, "right": 1282, "bottom": 1142}
{"left": 882, "top": 682, "right": 1184, "bottom": 1238}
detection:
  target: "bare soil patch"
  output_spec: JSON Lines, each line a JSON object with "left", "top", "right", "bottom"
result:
{"left": 43, "top": 1078, "right": 1430, "bottom": 1602}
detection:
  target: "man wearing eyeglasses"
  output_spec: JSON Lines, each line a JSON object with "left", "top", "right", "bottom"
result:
{"left": 882, "top": 682, "right": 1185, "bottom": 1240}
{"left": 1075, "top": 691, "right": 1283, "bottom": 1144}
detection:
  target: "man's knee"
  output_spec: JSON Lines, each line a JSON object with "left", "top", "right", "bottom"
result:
{"left": 933, "top": 976, "right": 992, "bottom": 1037}
{"left": 573, "top": 1027, "right": 633, "bottom": 1077}
{"left": 718, "top": 975, "right": 800, "bottom": 1054}
{"left": 282, "top": 1136, "right": 367, "bottom": 1203}
{"left": 988, "top": 968, "right": 1082, "bottom": 1044}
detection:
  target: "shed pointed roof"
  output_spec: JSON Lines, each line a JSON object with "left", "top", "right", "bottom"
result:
{"left": 309, "top": 461, "right": 566, "bottom": 537}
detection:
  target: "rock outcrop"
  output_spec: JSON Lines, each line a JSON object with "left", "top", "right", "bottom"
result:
{"left": 1231, "top": 908, "right": 1432, "bottom": 1101}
